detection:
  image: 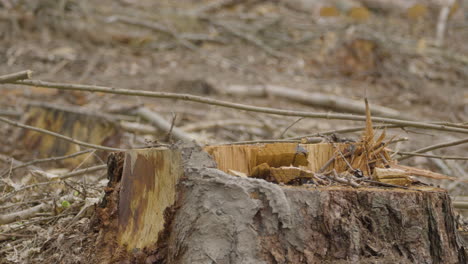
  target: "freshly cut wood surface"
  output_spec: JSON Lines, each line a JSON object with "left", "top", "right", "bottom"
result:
{"left": 204, "top": 142, "right": 348, "bottom": 176}
{"left": 118, "top": 148, "right": 183, "bottom": 250}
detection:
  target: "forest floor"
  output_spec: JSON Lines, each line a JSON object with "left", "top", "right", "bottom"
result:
{"left": 0, "top": 0, "right": 467, "bottom": 263}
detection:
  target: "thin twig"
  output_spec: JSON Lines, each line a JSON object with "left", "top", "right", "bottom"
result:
{"left": 0, "top": 116, "right": 126, "bottom": 152}
{"left": 0, "top": 164, "right": 107, "bottom": 203}
{"left": 361, "top": 179, "right": 410, "bottom": 190}
{"left": 289, "top": 123, "right": 465, "bottom": 140}
{"left": 53, "top": 164, "right": 107, "bottom": 180}
{"left": 0, "top": 203, "right": 51, "bottom": 225}
{"left": 318, "top": 155, "right": 337, "bottom": 174}
{"left": 208, "top": 20, "right": 290, "bottom": 58}
{"left": 164, "top": 113, "right": 177, "bottom": 143}
{"left": 135, "top": 107, "right": 193, "bottom": 142}
{"left": 0, "top": 197, "right": 53, "bottom": 210}
{"left": 0, "top": 109, "right": 21, "bottom": 118}
{"left": 192, "top": 0, "right": 238, "bottom": 14}
{"left": 278, "top": 117, "right": 304, "bottom": 139}
{"left": 220, "top": 137, "right": 323, "bottom": 145}
{"left": 0, "top": 149, "right": 93, "bottom": 178}
{"left": 180, "top": 119, "right": 263, "bottom": 132}
{"left": 7, "top": 79, "right": 468, "bottom": 134}
{"left": 435, "top": 3, "right": 452, "bottom": 47}
{"left": 394, "top": 151, "right": 468, "bottom": 161}
{"left": 333, "top": 169, "right": 360, "bottom": 188}
{"left": 398, "top": 137, "right": 468, "bottom": 161}
{"left": 0, "top": 70, "right": 32, "bottom": 83}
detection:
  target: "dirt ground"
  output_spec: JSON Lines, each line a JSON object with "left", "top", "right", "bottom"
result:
{"left": 0, "top": 0, "right": 467, "bottom": 263}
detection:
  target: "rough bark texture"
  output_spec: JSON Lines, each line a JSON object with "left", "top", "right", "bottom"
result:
{"left": 93, "top": 142, "right": 467, "bottom": 264}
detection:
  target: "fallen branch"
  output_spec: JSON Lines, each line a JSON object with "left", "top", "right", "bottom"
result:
{"left": 332, "top": 170, "right": 360, "bottom": 188}
{"left": 0, "top": 154, "right": 41, "bottom": 176}
{"left": 120, "top": 121, "right": 157, "bottom": 134}
{"left": 398, "top": 137, "right": 468, "bottom": 161}
{"left": 0, "top": 197, "right": 52, "bottom": 210}
{"left": 207, "top": 20, "right": 289, "bottom": 58}
{"left": 135, "top": 107, "right": 194, "bottom": 142}
{"left": 0, "top": 109, "right": 21, "bottom": 118}
{"left": 52, "top": 164, "right": 107, "bottom": 180}
{"left": 225, "top": 85, "right": 406, "bottom": 119}
{"left": 0, "top": 70, "right": 32, "bottom": 83}
{"left": 0, "top": 116, "right": 126, "bottom": 152}
{"left": 220, "top": 137, "right": 322, "bottom": 145}
{"left": 106, "top": 15, "right": 172, "bottom": 35}
{"left": 453, "top": 201, "right": 468, "bottom": 210}
{"left": 361, "top": 179, "right": 410, "bottom": 189}
{"left": 0, "top": 203, "right": 51, "bottom": 225}
{"left": 180, "top": 119, "right": 264, "bottom": 132}
{"left": 0, "top": 164, "right": 107, "bottom": 203}
{"left": 0, "top": 149, "right": 94, "bottom": 178}
{"left": 278, "top": 117, "right": 305, "bottom": 138}
{"left": 435, "top": 3, "right": 452, "bottom": 47}
{"left": 107, "top": 15, "right": 225, "bottom": 44}
{"left": 288, "top": 125, "right": 402, "bottom": 140}
{"left": 394, "top": 151, "right": 468, "bottom": 161}
{"left": 192, "top": 0, "right": 239, "bottom": 14}
{"left": 6, "top": 78, "right": 468, "bottom": 134}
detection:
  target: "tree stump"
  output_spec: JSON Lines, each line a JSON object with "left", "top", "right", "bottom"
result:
{"left": 20, "top": 102, "right": 122, "bottom": 166}
{"left": 92, "top": 142, "right": 467, "bottom": 264}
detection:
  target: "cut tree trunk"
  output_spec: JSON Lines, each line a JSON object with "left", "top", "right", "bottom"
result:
{"left": 19, "top": 102, "right": 122, "bottom": 166}
{"left": 92, "top": 142, "right": 467, "bottom": 264}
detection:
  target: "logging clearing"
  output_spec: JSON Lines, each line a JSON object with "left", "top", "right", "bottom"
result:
{"left": 0, "top": 0, "right": 467, "bottom": 263}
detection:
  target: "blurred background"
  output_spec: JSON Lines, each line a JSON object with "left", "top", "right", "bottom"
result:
{"left": 0, "top": 1, "right": 466, "bottom": 183}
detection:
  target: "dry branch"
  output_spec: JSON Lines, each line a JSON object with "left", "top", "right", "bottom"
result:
{"left": 225, "top": 85, "right": 406, "bottom": 119}
{"left": 435, "top": 3, "right": 452, "bottom": 47}
{"left": 0, "top": 164, "right": 107, "bottom": 203}
{"left": 135, "top": 107, "right": 194, "bottom": 142}
{"left": 107, "top": 15, "right": 170, "bottom": 34}
{"left": 0, "top": 70, "right": 32, "bottom": 83}
{"left": 53, "top": 164, "right": 107, "bottom": 180}
{"left": 107, "top": 15, "right": 224, "bottom": 45}
{"left": 394, "top": 151, "right": 468, "bottom": 161}
{"left": 0, "top": 149, "right": 94, "bottom": 178}
{"left": 398, "top": 137, "right": 468, "bottom": 161}
{"left": 120, "top": 121, "right": 157, "bottom": 134}
{"left": 0, "top": 109, "right": 21, "bottom": 118}
{"left": 192, "top": 0, "right": 239, "bottom": 14}
{"left": 0, "top": 203, "right": 51, "bottom": 225}
{"left": 453, "top": 201, "right": 468, "bottom": 210}
{"left": 222, "top": 137, "right": 323, "bottom": 145}
{"left": 0, "top": 116, "right": 125, "bottom": 152}
{"left": 207, "top": 20, "right": 289, "bottom": 58}
{"left": 7, "top": 79, "right": 468, "bottom": 134}
{"left": 288, "top": 125, "right": 402, "bottom": 140}
{"left": 0, "top": 154, "right": 41, "bottom": 175}
{"left": 180, "top": 119, "right": 264, "bottom": 132}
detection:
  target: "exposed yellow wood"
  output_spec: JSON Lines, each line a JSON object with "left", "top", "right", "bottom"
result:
{"left": 228, "top": 169, "right": 248, "bottom": 178}
{"left": 205, "top": 143, "right": 349, "bottom": 177}
{"left": 118, "top": 148, "right": 183, "bottom": 251}
{"left": 21, "top": 104, "right": 120, "bottom": 166}
{"left": 373, "top": 167, "right": 414, "bottom": 186}
{"left": 270, "top": 166, "right": 314, "bottom": 183}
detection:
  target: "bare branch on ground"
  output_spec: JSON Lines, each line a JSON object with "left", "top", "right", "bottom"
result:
{"left": 6, "top": 79, "right": 468, "bottom": 134}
